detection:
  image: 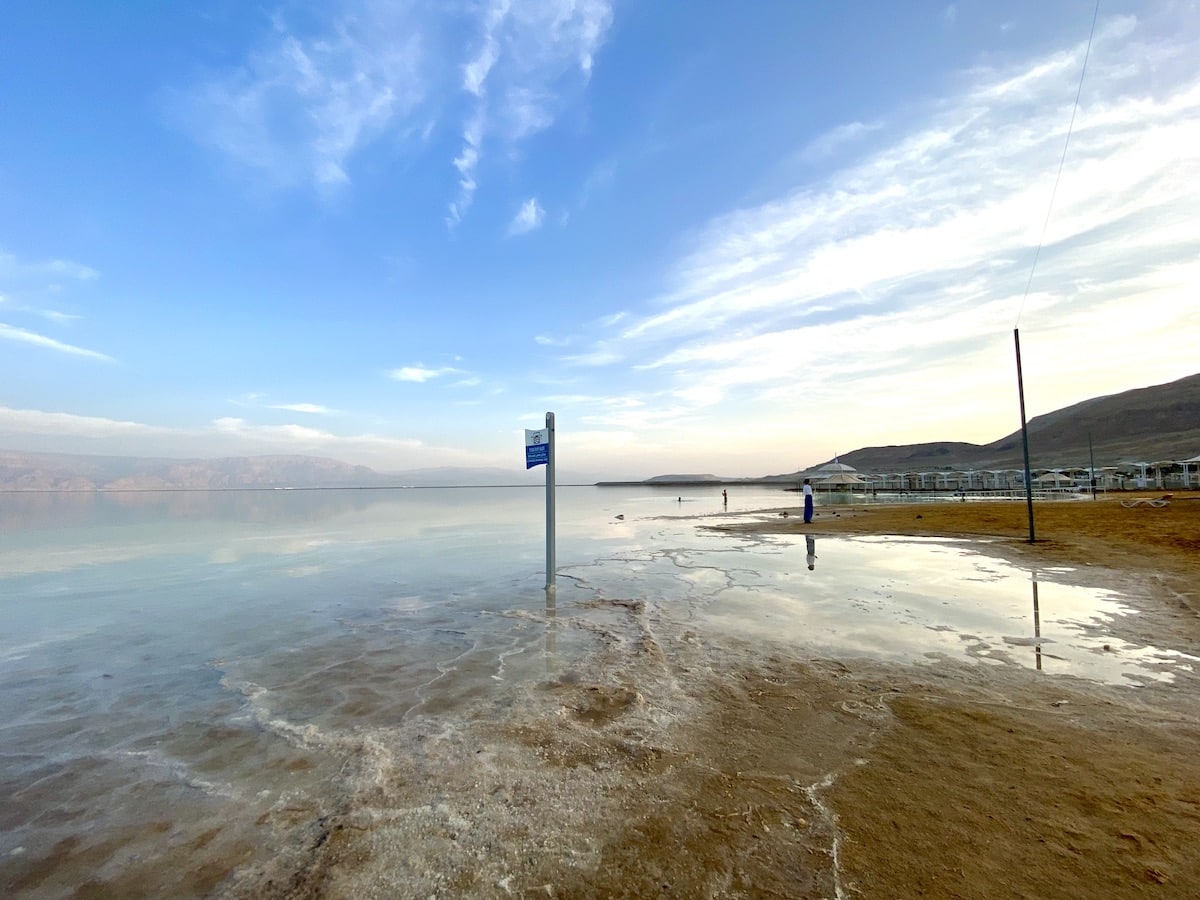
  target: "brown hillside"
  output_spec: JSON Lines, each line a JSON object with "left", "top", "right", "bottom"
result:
{"left": 836, "top": 372, "right": 1200, "bottom": 472}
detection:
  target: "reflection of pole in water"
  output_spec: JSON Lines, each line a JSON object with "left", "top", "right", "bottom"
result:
{"left": 544, "top": 586, "right": 557, "bottom": 672}
{"left": 1031, "top": 569, "right": 1042, "bottom": 671}
{"left": 805, "top": 534, "right": 816, "bottom": 571}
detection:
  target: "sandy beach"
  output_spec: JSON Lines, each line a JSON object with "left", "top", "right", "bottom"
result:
{"left": 656, "top": 492, "right": 1200, "bottom": 899}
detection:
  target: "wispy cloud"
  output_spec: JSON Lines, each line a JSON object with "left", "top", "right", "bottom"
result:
{"left": 0, "top": 406, "right": 170, "bottom": 438}
{"left": 169, "top": 6, "right": 426, "bottom": 192}
{"left": 0, "top": 323, "right": 113, "bottom": 362}
{"left": 267, "top": 403, "right": 336, "bottom": 414}
{"left": 561, "top": 346, "right": 620, "bottom": 367}
{"left": 387, "top": 364, "right": 465, "bottom": 383}
{"left": 798, "top": 120, "right": 883, "bottom": 164}
{"left": 576, "top": 158, "right": 617, "bottom": 208}
{"left": 447, "top": 0, "right": 613, "bottom": 224}
{"left": 35, "top": 309, "right": 82, "bottom": 324}
{"left": 213, "top": 416, "right": 335, "bottom": 442}
{"left": 507, "top": 197, "right": 545, "bottom": 235}
{"left": 0, "top": 405, "right": 491, "bottom": 471}
{"left": 633, "top": 17, "right": 1195, "bottom": 339}
{"left": 566, "top": 15, "right": 1200, "bottom": 445}
{"left": 0, "top": 298, "right": 82, "bottom": 324}
{"left": 0, "top": 250, "right": 99, "bottom": 283}
{"left": 169, "top": 2, "right": 612, "bottom": 216}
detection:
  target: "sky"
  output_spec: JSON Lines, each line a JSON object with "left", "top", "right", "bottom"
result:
{"left": 2, "top": 1, "right": 1198, "bottom": 481}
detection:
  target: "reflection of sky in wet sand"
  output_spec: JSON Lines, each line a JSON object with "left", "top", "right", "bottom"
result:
{"left": 2, "top": 486, "right": 1196, "bottom": 893}
{"left": 599, "top": 531, "right": 1197, "bottom": 686}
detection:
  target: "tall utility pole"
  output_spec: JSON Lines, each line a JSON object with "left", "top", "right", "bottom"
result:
{"left": 1014, "top": 329, "right": 1036, "bottom": 543}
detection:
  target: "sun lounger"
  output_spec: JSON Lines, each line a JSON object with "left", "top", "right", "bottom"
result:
{"left": 1120, "top": 493, "right": 1173, "bottom": 508}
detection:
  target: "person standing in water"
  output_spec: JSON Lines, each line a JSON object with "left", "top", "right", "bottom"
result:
{"left": 722, "top": 489, "right": 728, "bottom": 507}
{"left": 803, "top": 478, "right": 814, "bottom": 523}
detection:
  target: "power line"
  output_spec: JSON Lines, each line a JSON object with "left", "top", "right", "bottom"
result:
{"left": 1014, "top": 0, "right": 1101, "bottom": 328}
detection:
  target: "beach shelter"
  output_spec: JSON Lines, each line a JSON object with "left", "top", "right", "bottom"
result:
{"left": 1081, "top": 466, "right": 1119, "bottom": 493}
{"left": 819, "top": 462, "right": 857, "bottom": 473}
{"left": 985, "top": 469, "right": 1016, "bottom": 490}
{"left": 1034, "top": 471, "right": 1073, "bottom": 488}
{"left": 810, "top": 461, "right": 865, "bottom": 489}
{"left": 1121, "top": 460, "right": 1152, "bottom": 488}
{"left": 1151, "top": 459, "right": 1186, "bottom": 489}
{"left": 1183, "top": 454, "right": 1200, "bottom": 488}
{"left": 816, "top": 471, "right": 868, "bottom": 488}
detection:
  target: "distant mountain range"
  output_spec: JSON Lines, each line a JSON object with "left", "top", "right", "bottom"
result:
{"left": 0, "top": 452, "right": 558, "bottom": 492}
{"left": 0, "top": 451, "right": 374, "bottom": 492}
{"left": 4, "top": 373, "right": 1197, "bottom": 490}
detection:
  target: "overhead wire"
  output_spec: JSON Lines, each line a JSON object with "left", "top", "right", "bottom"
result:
{"left": 1014, "top": 0, "right": 1101, "bottom": 327}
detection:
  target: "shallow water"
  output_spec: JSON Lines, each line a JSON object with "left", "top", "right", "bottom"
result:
{"left": 1, "top": 485, "right": 1192, "bottom": 895}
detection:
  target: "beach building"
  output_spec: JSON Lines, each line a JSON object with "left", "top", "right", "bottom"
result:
{"left": 793, "top": 452, "right": 1199, "bottom": 497}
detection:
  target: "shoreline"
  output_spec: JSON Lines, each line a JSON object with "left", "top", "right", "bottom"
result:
{"left": 649, "top": 494, "right": 1200, "bottom": 898}
{"left": 259, "top": 497, "right": 1200, "bottom": 897}
{"left": 706, "top": 492, "right": 1200, "bottom": 601}
{"left": 8, "top": 494, "right": 1200, "bottom": 898}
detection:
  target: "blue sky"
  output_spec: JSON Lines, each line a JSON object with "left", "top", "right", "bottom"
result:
{"left": 2, "top": 1, "right": 1198, "bottom": 481}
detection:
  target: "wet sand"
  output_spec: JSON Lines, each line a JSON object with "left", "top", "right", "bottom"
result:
{"left": 693, "top": 493, "right": 1200, "bottom": 898}
{"left": 725, "top": 490, "right": 1200, "bottom": 584}
{"left": 10, "top": 494, "right": 1200, "bottom": 898}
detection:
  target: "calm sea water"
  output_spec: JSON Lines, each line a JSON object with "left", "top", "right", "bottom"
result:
{"left": 1, "top": 485, "right": 1191, "bottom": 896}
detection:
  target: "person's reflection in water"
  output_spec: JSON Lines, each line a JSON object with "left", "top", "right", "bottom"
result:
{"left": 805, "top": 534, "right": 817, "bottom": 570}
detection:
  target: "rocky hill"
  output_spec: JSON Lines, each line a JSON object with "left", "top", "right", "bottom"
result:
{"left": 623, "top": 371, "right": 1200, "bottom": 484}
{"left": 825, "top": 371, "right": 1200, "bottom": 473}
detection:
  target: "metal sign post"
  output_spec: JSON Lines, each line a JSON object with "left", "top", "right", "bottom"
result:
{"left": 525, "top": 412, "right": 556, "bottom": 590}
{"left": 545, "top": 412, "right": 556, "bottom": 591}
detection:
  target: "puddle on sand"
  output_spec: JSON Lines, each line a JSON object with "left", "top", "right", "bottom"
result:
{"left": 628, "top": 532, "right": 1199, "bottom": 687}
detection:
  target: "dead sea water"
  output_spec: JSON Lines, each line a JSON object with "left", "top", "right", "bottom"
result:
{"left": 1, "top": 486, "right": 1193, "bottom": 896}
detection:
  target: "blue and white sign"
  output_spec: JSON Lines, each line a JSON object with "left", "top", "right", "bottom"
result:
{"left": 525, "top": 428, "right": 549, "bottom": 469}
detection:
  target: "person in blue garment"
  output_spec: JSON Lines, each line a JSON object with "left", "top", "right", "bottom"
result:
{"left": 803, "top": 478, "right": 814, "bottom": 523}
